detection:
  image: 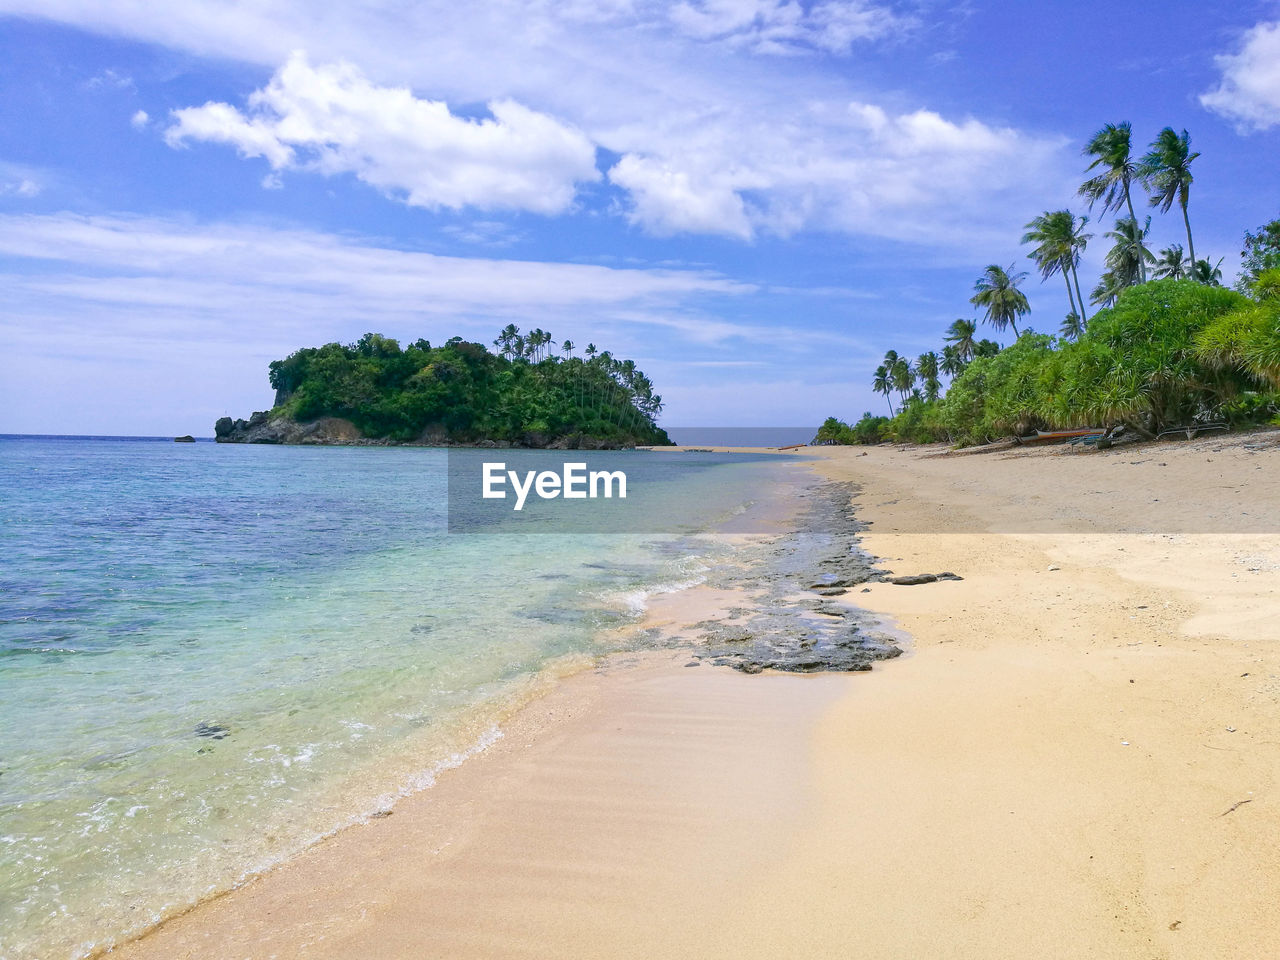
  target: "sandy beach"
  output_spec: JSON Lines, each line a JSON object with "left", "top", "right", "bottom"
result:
{"left": 112, "top": 436, "right": 1280, "bottom": 960}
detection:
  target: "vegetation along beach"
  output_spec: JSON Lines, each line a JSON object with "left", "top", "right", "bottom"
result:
{"left": 3, "top": 4, "right": 1280, "bottom": 960}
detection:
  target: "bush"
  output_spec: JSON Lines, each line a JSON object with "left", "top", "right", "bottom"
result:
{"left": 812, "top": 414, "right": 891, "bottom": 444}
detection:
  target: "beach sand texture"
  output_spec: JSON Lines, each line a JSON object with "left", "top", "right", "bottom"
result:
{"left": 114, "top": 437, "right": 1280, "bottom": 960}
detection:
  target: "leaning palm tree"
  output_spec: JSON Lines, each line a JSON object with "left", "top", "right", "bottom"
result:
{"left": 1192, "top": 257, "right": 1224, "bottom": 286}
{"left": 1080, "top": 121, "right": 1146, "bottom": 281}
{"left": 1089, "top": 270, "right": 1125, "bottom": 308}
{"left": 1022, "top": 210, "right": 1092, "bottom": 325}
{"left": 1060, "top": 312, "right": 1085, "bottom": 340}
{"left": 970, "top": 264, "right": 1031, "bottom": 338}
{"left": 1152, "top": 244, "right": 1189, "bottom": 280}
{"left": 1138, "top": 127, "right": 1200, "bottom": 270}
{"left": 916, "top": 351, "right": 941, "bottom": 401}
{"left": 1103, "top": 216, "right": 1155, "bottom": 288}
{"left": 944, "top": 318, "right": 978, "bottom": 362}
{"left": 871, "top": 364, "right": 894, "bottom": 416}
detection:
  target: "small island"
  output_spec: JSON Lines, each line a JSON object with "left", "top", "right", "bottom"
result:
{"left": 216, "top": 329, "right": 671, "bottom": 448}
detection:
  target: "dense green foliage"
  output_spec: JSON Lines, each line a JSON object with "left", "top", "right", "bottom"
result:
{"left": 821, "top": 280, "right": 1280, "bottom": 447}
{"left": 1238, "top": 219, "right": 1280, "bottom": 292}
{"left": 261, "top": 331, "right": 670, "bottom": 445}
{"left": 821, "top": 121, "right": 1280, "bottom": 449}
{"left": 814, "top": 414, "right": 890, "bottom": 445}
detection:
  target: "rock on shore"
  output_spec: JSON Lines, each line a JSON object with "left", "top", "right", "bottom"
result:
{"left": 213, "top": 413, "right": 646, "bottom": 449}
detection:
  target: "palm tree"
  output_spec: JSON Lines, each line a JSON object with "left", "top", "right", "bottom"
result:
{"left": 944, "top": 318, "right": 978, "bottom": 362}
{"left": 872, "top": 364, "right": 894, "bottom": 416}
{"left": 1090, "top": 270, "right": 1126, "bottom": 308}
{"left": 1080, "top": 121, "right": 1145, "bottom": 281}
{"left": 1192, "top": 257, "right": 1224, "bottom": 286}
{"left": 561, "top": 339, "right": 574, "bottom": 359}
{"left": 970, "top": 264, "right": 1030, "bottom": 338}
{"left": 1138, "top": 127, "right": 1199, "bottom": 270}
{"left": 1103, "top": 216, "right": 1155, "bottom": 288}
{"left": 1152, "top": 244, "right": 1189, "bottom": 280}
{"left": 1060, "top": 312, "right": 1085, "bottom": 340}
{"left": 916, "top": 351, "right": 941, "bottom": 401}
{"left": 890, "top": 355, "right": 915, "bottom": 403}
{"left": 1022, "top": 210, "right": 1092, "bottom": 325}
{"left": 494, "top": 323, "right": 520, "bottom": 360}
{"left": 940, "top": 344, "right": 966, "bottom": 377}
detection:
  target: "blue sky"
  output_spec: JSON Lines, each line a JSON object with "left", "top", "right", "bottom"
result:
{"left": 3, "top": 1, "right": 1280, "bottom": 434}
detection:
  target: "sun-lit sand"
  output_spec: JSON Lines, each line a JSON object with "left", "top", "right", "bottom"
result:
{"left": 114, "top": 435, "right": 1280, "bottom": 960}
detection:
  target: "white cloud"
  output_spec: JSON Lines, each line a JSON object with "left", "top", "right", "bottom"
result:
{"left": 2, "top": 1, "right": 1066, "bottom": 246}
{"left": 85, "top": 67, "right": 134, "bottom": 90}
{"left": 0, "top": 213, "right": 753, "bottom": 341}
{"left": 0, "top": 162, "right": 43, "bottom": 198}
{"left": 165, "top": 52, "right": 601, "bottom": 214}
{"left": 669, "top": 0, "right": 907, "bottom": 54}
{"left": 1201, "top": 21, "right": 1280, "bottom": 130}
{"left": 130, "top": 109, "right": 150, "bottom": 129}
{"left": 609, "top": 101, "right": 1064, "bottom": 241}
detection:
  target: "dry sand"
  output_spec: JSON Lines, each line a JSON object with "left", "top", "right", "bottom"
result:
{"left": 113, "top": 435, "right": 1280, "bottom": 960}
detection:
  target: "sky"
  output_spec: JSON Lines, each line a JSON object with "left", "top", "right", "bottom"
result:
{"left": 3, "top": 1, "right": 1280, "bottom": 435}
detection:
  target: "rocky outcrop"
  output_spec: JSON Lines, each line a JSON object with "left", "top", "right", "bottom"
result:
{"left": 215, "top": 413, "right": 364, "bottom": 444}
{"left": 215, "top": 413, "right": 646, "bottom": 448}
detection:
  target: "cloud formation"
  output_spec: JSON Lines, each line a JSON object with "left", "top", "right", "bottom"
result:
{"left": 667, "top": 0, "right": 907, "bottom": 54}
{"left": 1201, "top": 21, "right": 1280, "bottom": 130}
{"left": 165, "top": 53, "right": 601, "bottom": 214}
{"left": 0, "top": 213, "right": 754, "bottom": 351}
{"left": 0, "top": 162, "right": 42, "bottom": 198}
{"left": 609, "top": 101, "right": 1063, "bottom": 241}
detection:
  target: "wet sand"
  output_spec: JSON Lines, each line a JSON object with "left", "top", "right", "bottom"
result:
{"left": 114, "top": 435, "right": 1280, "bottom": 959}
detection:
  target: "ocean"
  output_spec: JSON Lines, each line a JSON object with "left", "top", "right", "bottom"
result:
{"left": 0, "top": 436, "right": 811, "bottom": 959}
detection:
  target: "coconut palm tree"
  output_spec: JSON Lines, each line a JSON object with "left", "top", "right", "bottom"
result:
{"left": 561, "top": 339, "right": 574, "bottom": 359}
{"left": 890, "top": 355, "right": 915, "bottom": 403}
{"left": 1104, "top": 216, "right": 1155, "bottom": 288}
{"left": 940, "top": 344, "right": 966, "bottom": 378}
{"left": 1080, "top": 121, "right": 1145, "bottom": 281}
{"left": 1060, "top": 312, "right": 1085, "bottom": 340}
{"left": 1138, "top": 127, "right": 1200, "bottom": 270}
{"left": 1022, "top": 210, "right": 1092, "bottom": 325}
{"left": 916, "top": 351, "right": 941, "bottom": 401}
{"left": 1153, "top": 244, "right": 1189, "bottom": 280}
{"left": 872, "top": 364, "right": 894, "bottom": 416}
{"left": 1192, "top": 257, "right": 1224, "bottom": 286}
{"left": 494, "top": 323, "right": 520, "bottom": 360}
{"left": 970, "top": 264, "right": 1031, "bottom": 338}
{"left": 944, "top": 318, "right": 978, "bottom": 362}
{"left": 1090, "top": 271, "right": 1126, "bottom": 308}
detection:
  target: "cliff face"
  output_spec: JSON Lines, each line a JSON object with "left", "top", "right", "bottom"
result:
{"left": 214, "top": 412, "right": 651, "bottom": 448}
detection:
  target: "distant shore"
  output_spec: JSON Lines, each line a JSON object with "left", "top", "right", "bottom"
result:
{"left": 113, "top": 436, "right": 1280, "bottom": 960}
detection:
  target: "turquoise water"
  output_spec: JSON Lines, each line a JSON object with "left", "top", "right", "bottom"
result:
{"left": 0, "top": 438, "right": 800, "bottom": 960}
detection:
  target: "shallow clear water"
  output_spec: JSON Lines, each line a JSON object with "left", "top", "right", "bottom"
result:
{"left": 0, "top": 438, "right": 800, "bottom": 960}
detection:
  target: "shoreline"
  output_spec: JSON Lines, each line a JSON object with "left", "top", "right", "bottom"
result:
{"left": 113, "top": 439, "right": 1280, "bottom": 958}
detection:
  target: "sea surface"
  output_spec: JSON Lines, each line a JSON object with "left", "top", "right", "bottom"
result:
{"left": 0, "top": 437, "right": 808, "bottom": 960}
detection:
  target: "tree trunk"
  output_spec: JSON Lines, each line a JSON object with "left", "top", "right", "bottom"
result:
{"left": 1182, "top": 201, "right": 1196, "bottom": 277}
{"left": 1071, "top": 263, "right": 1089, "bottom": 324}
{"left": 1062, "top": 269, "right": 1080, "bottom": 324}
{"left": 1125, "top": 185, "right": 1146, "bottom": 283}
